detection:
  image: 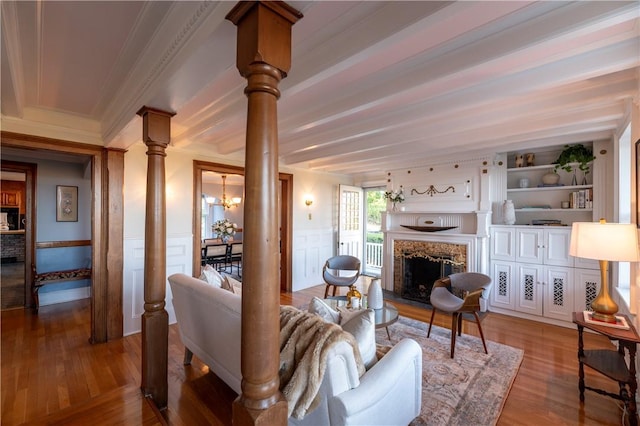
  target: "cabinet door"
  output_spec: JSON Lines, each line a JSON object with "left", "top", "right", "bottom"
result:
{"left": 515, "top": 264, "right": 543, "bottom": 316}
{"left": 544, "top": 228, "right": 573, "bottom": 267}
{"left": 491, "top": 227, "right": 515, "bottom": 261}
{"left": 516, "top": 228, "right": 543, "bottom": 264}
{"left": 490, "top": 261, "right": 515, "bottom": 310}
{"left": 543, "top": 266, "right": 574, "bottom": 321}
{"left": 1, "top": 191, "right": 19, "bottom": 207}
{"left": 574, "top": 268, "right": 601, "bottom": 313}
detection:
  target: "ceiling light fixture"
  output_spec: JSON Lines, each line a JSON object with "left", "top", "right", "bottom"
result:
{"left": 220, "top": 175, "right": 241, "bottom": 209}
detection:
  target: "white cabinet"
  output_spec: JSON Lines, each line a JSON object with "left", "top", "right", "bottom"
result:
{"left": 490, "top": 261, "right": 515, "bottom": 310}
{"left": 490, "top": 227, "right": 516, "bottom": 261}
{"left": 542, "top": 266, "right": 574, "bottom": 321}
{"left": 512, "top": 261, "right": 574, "bottom": 322}
{"left": 574, "top": 268, "right": 602, "bottom": 313}
{"left": 490, "top": 226, "right": 579, "bottom": 324}
{"left": 514, "top": 263, "right": 542, "bottom": 316}
{"left": 515, "top": 227, "right": 572, "bottom": 266}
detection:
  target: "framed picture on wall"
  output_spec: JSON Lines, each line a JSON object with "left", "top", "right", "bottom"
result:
{"left": 56, "top": 185, "right": 78, "bottom": 222}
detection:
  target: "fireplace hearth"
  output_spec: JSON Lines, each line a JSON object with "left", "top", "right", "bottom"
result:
{"left": 393, "top": 240, "right": 466, "bottom": 305}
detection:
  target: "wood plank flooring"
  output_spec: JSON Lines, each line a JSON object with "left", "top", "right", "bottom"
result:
{"left": 1, "top": 281, "right": 631, "bottom": 425}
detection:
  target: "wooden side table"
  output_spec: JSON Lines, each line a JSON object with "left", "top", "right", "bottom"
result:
{"left": 572, "top": 312, "right": 640, "bottom": 426}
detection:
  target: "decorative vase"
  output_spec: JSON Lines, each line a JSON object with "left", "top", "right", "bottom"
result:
{"left": 367, "top": 279, "right": 383, "bottom": 309}
{"left": 542, "top": 172, "right": 560, "bottom": 185}
{"left": 571, "top": 171, "right": 577, "bottom": 186}
{"left": 503, "top": 200, "right": 516, "bottom": 225}
{"left": 222, "top": 235, "right": 230, "bottom": 243}
{"left": 391, "top": 202, "right": 397, "bottom": 212}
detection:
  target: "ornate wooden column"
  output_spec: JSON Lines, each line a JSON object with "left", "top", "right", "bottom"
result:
{"left": 137, "top": 106, "right": 175, "bottom": 409}
{"left": 226, "top": 2, "right": 302, "bottom": 425}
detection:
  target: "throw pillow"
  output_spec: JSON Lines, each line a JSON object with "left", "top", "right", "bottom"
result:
{"left": 222, "top": 275, "right": 243, "bottom": 297}
{"left": 339, "top": 308, "right": 377, "bottom": 369}
{"left": 308, "top": 297, "right": 340, "bottom": 323}
{"left": 308, "top": 297, "right": 377, "bottom": 369}
{"left": 200, "top": 265, "right": 224, "bottom": 288}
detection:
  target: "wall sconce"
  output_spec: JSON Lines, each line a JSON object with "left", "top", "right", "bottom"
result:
{"left": 205, "top": 196, "right": 216, "bottom": 205}
{"left": 304, "top": 195, "right": 314, "bottom": 220}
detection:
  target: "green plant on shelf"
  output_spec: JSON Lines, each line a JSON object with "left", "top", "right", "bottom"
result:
{"left": 552, "top": 144, "right": 595, "bottom": 174}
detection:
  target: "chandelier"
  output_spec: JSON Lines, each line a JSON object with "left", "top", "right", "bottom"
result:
{"left": 220, "top": 175, "right": 241, "bottom": 209}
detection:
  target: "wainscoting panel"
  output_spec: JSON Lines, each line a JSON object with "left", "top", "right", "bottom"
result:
{"left": 292, "top": 228, "right": 333, "bottom": 292}
{"left": 123, "top": 235, "right": 193, "bottom": 336}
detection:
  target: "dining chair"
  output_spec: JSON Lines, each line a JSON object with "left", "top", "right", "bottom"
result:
{"left": 229, "top": 243, "right": 243, "bottom": 277}
{"left": 204, "top": 244, "right": 229, "bottom": 272}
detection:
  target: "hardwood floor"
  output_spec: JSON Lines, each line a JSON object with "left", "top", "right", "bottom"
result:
{"left": 1, "top": 281, "right": 630, "bottom": 425}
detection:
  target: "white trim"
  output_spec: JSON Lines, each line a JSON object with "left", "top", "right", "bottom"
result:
{"left": 39, "top": 286, "right": 91, "bottom": 307}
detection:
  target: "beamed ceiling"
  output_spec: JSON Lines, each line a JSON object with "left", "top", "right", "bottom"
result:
{"left": 1, "top": 1, "right": 638, "bottom": 180}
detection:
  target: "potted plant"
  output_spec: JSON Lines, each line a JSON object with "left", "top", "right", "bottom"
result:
{"left": 553, "top": 144, "right": 595, "bottom": 174}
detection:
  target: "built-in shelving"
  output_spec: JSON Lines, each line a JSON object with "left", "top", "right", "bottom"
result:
{"left": 502, "top": 144, "right": 597, "bottom": 225}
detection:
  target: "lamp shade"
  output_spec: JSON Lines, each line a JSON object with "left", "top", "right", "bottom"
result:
{"left": 570, "top": 221, "right": 640, "bottom": 262}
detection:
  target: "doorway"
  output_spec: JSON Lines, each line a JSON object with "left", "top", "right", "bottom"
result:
{"left": 363, "top": 186, "right": 386, "bottom": 277}
{"left": 1, "top": 132, "right": 123, "bottom": 344}
{"left": 0, "top": 163, "right": 34, "bottom": 309}
{"left": 193, "top": 160, "right": 293, "bottom": 292}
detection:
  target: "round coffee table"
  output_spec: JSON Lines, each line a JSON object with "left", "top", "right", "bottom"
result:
{"left": 323, "top": 296, "right": 399, "bottom": 340}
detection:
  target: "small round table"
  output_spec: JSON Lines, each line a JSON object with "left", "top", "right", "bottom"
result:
{"left": 323, "top": 296, "right": 399, "bottom": 340}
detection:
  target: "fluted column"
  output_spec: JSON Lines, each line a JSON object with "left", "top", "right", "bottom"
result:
{"left": 226, "top": 2, "right": 302, "bottom": 425}
{"left": 137, "top": 106, "right": 175, "bottom": 410}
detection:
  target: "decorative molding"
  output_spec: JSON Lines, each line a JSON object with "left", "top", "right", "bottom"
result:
{"left": 411, "top": 185, "right": 456, "bottom": 197}
{"left": 123, "top": 236, "right": 191, "bottom": 335}
{"left": 102, "top": 1, "right": 234, "bottom": 143}
{"left": 1, "top": 115, "right": 104, "bottom": 146}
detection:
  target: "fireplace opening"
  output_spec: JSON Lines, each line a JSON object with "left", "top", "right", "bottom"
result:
{"left": 401, "top": 255, "right": 460, "bottom": 305}
{"left": 393, "top": 240, "right": 467, "bottom": 306}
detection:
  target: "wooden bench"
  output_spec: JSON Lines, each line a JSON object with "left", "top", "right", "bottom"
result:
{"left": 32, "top": 240, "right": 92, "bottom": 312}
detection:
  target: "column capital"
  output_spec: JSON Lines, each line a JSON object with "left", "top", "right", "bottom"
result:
{"left": 226, "top": 1, "right": 302, "bottom": 77}
{"left": 136, "top": 106, "right": 176, "bottom": 146}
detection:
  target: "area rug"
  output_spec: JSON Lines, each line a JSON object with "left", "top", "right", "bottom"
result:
{"left": 376, "top": 316, "right": 523, "bottom": 426}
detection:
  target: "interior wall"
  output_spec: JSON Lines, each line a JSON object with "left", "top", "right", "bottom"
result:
{"left": 122, "top": 143, "right": 354, "bottom": 324}
{"left": 291, "top": 168, "right": 353, "bottom": 291}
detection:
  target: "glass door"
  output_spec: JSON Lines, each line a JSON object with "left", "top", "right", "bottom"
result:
{"left": 363, "top": 186, "right": 386, "bottom": 277}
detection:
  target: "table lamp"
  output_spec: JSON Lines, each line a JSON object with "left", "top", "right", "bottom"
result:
{"left": 570, "top": 219, "right": 640, "bottom": 323}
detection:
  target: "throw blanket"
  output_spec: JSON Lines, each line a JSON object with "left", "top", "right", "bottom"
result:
{"left": 279, "top": 305, "right": 365, "bottom": 419}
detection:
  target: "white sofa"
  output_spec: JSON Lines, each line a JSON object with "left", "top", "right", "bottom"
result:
{"left": 168, "top": 273, "right": 422, "bottom": 426}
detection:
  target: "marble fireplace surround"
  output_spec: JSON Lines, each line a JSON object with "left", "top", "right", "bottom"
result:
{"left": 393, "top": 239, "right": 466, "bottom": 304}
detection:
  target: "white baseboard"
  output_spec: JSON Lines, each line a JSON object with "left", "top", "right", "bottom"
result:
{"left": 39, "top": 286, "right": 91, "bottom": 307}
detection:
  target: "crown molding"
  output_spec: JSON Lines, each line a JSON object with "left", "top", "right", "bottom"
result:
{"left": 101, "top": 1, "right": 234, "bottom": 145}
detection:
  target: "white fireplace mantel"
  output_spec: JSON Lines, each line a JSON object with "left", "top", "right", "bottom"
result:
{"left": 381, "top": 210, "right": 491, "bottom": 295}
{"left": 381, "top": 159, "right": 495, "bottom": 298}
